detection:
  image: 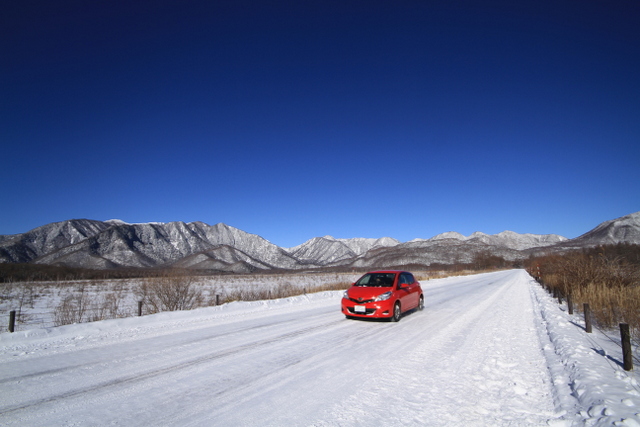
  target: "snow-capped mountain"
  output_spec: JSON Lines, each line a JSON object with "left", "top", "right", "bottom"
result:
{"left": 562, "top": 211, "right": 640, "bottom": 246}
{"left": 287, "top": 236, "right": 400, "bottom": 265}
{"left": 0, "top": 219, "right": 111, "bottom": 264}
{"left": 427, "top": 230, "right": 566, "bottom": 250}
{"left": 336, "top": 235, "right": 527, "bottom": 268}
{"left": 337, "top": 237, "right": 400, "bottom": 255}
{"left": 428, "top": 231, "right": 467, "bottom": 241}
{"left": 0, "top": 220, "right": 300, "bottom": 271}
{"left": 0, "top": 212, "right": 638, "bottom": 272}
{"left": 45, "top": 221, "right": 301, "bottom": 271}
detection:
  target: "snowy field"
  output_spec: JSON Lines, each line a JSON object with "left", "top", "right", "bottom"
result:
{"left": 0, "top": 270, "right": 638, "bottom": 426}
{"left": 0, "top": 272, "right": 360, "bottom": 330}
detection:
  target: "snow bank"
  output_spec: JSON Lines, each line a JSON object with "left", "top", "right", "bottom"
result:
{"left": 531, "top": 278, "right": 640, "bottom": 426}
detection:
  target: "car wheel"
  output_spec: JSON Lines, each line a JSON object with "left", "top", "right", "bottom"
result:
{"left": 391, "top": 302, "right": 401, "bottom": 322}
{"left": 418, "top": 295, "right": 424, "bottom": 311}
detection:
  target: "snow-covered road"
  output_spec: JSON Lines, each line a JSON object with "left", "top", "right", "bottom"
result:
{"left": 1, "top": 270, "right": 638, "bottom": 426}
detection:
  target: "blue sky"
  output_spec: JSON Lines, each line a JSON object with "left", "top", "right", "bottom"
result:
{"left": 2, "top": 0, "right": 639, "bottom": 248}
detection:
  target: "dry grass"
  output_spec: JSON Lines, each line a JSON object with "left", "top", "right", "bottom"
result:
{"left": 570, "top": 283, "right": 640, "bottom": 331}
{"left": 531, "top": 246, "right": 640, "bottom": 340}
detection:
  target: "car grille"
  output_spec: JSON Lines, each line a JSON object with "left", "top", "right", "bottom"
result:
{"left": 348, "top": 297, "right": 374, "bottom": 304}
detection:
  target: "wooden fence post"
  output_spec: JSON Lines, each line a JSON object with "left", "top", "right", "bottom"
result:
{"left": 620, "top": 323, "right": 633, "bottom": 371}
{"left": 567, "top": 294, "right": 573, "bottom": 315}
{"left": 138, "top": 301, "right": 143, "bottom": 317}
{"left": 584, "top": 303, "right": 592, "bottom": 333}
{"left": 216, "top": 294, "right": 220, "bottom": 306}
{"left": 9, "top": 310, "right": 16, "bottom": 333}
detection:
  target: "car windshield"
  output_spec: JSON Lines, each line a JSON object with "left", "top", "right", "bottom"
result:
{"left": 355, "top": 273, "right": 396, "bottom": 287}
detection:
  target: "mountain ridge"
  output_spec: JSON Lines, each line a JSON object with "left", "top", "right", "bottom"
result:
{"left": 1, "top": 212, "right": 638, "bottom": 272}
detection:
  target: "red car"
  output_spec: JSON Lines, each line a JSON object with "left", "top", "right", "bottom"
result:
{"left": 342, "top": 270, "right": 424, "bottom": 321}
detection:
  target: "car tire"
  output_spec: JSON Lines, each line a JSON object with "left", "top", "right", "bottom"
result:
{"left": 391, "top": 302, "right": 401, "bottom": 322}
{"left": 418, "top": 295, "right": 424, "bottom": 311}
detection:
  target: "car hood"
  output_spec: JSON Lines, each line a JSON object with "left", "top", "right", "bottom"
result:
{"left": 346, "top": 286, "right": 392, "bottom": 300}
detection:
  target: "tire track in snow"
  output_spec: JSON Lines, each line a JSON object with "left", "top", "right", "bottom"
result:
{"left": 0, "top": 316, "right": 344, "bottom": 417}
{"left": 0, "top": 313, "right": 307, "bottom": 386}
{"left": 164, "top": 311, "right": 423, "bottom": 425}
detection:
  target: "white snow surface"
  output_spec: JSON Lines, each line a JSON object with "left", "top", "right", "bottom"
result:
{"left": 1, "top": 270, "right": 639, "bottom": 426}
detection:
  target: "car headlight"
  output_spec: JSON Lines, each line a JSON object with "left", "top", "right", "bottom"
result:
{"left": 374, "top": 291, "right": 392, "bottom": 302}
{"left": 343, "top": 291, "right": 349, "bottom": 299}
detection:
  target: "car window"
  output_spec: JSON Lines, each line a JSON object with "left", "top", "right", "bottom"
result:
{"left": 399, "top": 273, "right": 414, "bottom": 285}
{"left": 355, "top": 273, "right": 395, "bottom": 287}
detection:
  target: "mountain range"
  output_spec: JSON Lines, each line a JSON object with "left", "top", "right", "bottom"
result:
{"left": 1, "top": 212, "right": 638, "bottom": 273}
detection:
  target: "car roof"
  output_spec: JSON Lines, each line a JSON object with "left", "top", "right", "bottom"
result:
{"left": 365, "top": 270, "right": 405, "bottom": 274}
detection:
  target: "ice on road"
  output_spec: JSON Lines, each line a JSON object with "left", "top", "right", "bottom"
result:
{"left": 1, "top": 270, "right": 638, "bottom": 426}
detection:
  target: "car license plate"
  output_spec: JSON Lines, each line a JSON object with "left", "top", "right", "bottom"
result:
{"left": 354, "top": 305, "right": 366, "bottom": 313}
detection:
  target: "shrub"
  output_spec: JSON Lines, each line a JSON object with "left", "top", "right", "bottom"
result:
{"left": 53, "top": 284, "right": 91, "bottom": 326}
{"left": 137, "top": 271, "right": 204, "bottom": 313}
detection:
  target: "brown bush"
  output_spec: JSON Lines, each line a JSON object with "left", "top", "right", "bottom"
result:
{"left": 529, "top": 244, "right": 640, "bottom": 338}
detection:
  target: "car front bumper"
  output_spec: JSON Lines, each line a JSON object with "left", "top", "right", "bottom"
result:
{"left": 341, "top": 299, "right": 394, "bottom": 318}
